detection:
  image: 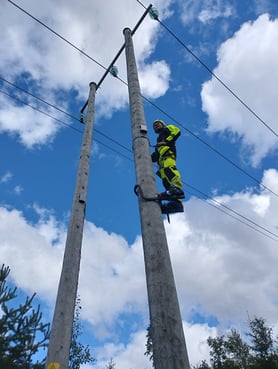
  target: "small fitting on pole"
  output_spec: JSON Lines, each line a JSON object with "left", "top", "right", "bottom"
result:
{"left": 79, "top": 113, "right": 85, "bottom": 124}
{"left": 149, "top": 6, "right": 159, "bottom": 20}
{"left": 109, "top": 65, "right": 119, "bottom": 77}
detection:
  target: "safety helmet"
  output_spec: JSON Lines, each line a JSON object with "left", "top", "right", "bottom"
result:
{"left": 153, "top": 119, "right": 165, "bottom": 128}
{"left": 153, "top": 119, "right": 166, "bottom": 133}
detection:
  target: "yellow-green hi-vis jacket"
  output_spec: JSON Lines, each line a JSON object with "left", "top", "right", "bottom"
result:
{"left": 152, "top": 124, "right": 181, "bottom": 162}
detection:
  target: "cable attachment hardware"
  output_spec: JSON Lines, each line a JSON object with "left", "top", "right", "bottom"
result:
{"left": 149, "top": 6, "right": 159, "bottom": 20}
{"left": 134, "top": 184, "right": 172, "bottom": 222}
{"left": 134, "top": 184, "right": 160, "bottom": 202}
{"left": 79, "top": 113, "right": 85, "bottom": 124}
{"left": 109, "top": 65, "right": 119, "bottom": 77}
{"left": 133, "top": 184, "right": 184, "bottom": 224}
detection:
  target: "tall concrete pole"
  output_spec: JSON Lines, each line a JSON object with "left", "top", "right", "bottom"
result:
{"left": 45, "top": 82, "right": 96, "bottom": 369}
{"left": 123, "top": 28, "right": 190, "bottom": 369}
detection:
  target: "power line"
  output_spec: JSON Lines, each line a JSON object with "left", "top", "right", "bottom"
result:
{"left": 1, "top": 84, "right": 277, "bottom": 243}
{"left": 141, "top": 95, "right": 278, "bottom": 198}
{"left": 4, "top": 4, "right": 278, "bottom": 240}
{"left": 0, "top": 76, "right": 133, "bottom": 155}
{"left": 183, "top": 180, "right": 278, "bottom": 241}
{"left": 7, "top": 1, "right": 278, "bottom": 198}
{"left": 0, "top": 88, "right": 133, "bottom": 162}
{"left": 184, "top": 185, "right": 278, "bottom": 242}
{"left": 0, "top": 88, "right": 81, "bottom": 133}
{"left": 7, "top": 0, "right": 107, "bottom": 72}
{"left": 136, "top": 0, "right": 278, "bottom": 138}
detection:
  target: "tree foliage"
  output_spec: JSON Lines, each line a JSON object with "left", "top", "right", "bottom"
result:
{"left": 194, "top": 316, "right": 278, "bottom": 369}
{"left": 69, "top": 296, "right": 95, "bottom": 369}
{"left": 144, "top": 324, "right": 153, "bottom": 365}
{"left": 0, "top": 264, "right": 50, "bottom": 369}
{"left": 106, "top": 357, "right": 116, "bottom": 369}
{"left": 0, "top": 264, "right": 95, "bottom": 369}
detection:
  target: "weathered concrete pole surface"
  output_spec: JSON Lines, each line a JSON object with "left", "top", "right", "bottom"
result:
{"left": 45, "top": 82, "right": 96, "bottom": 369}
{"left": 124, "top": 28, "right": 190, "bottom": 369}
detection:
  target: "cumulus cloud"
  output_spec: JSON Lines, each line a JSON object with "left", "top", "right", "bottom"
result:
{"left": 139, "top": 61, "right": 171, "bottom": 98}
{"left": 0, "top": 0, "right": 172, "bottom": 147}
{"left": 167, "top": 168, "right": 278, "bottom": 326}
{"left": 79, "top": 224, "right": 147, "bottom": 333}
{"left": 82, "top": 322, "right": 218, "bottom": 369}
{"left": 0, "top": 206, "right": 64, "bottom": 298}
{"left": 87, "top": 323, "right": 216, "bottom": 369}
{"left": 199, "top": 4, "right": 233, "bottom": 23}
{"left": 0, "top": 171, "right": 13, "bottom": 184}
{"left": 201, "top": 14, "right": 278, "bottom": 166}
{"left": 0, "top": 169, "right": 277, "bottom": 365}
{"left": 92, "top": 330, "right": 152, "bottom": 369}
{"left": 179, "top": 0, "right": 234, "bottom": 25}
{"left": 0, "top": 93, "right": 61, "bottom": 147}
{"left": 14, "top": 185, "right": 23, "bottom": 195}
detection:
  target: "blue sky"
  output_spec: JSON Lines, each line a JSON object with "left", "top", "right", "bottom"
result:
{"left": 1, "top": 0, "right": 278, "bottom": 367}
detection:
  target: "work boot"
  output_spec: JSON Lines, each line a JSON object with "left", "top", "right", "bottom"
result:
{"left": 161, "top": 200, "right": 184, "bottom": 214}
{"left": 158, "top": 186, "right": 185, "bottom": 200}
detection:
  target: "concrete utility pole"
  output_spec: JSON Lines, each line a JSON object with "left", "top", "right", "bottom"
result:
{"left": 45, "top": 82, "right": 96, "bottom": 369}
{"left": 124, "top": 27, "right": 190, "bottom": 369}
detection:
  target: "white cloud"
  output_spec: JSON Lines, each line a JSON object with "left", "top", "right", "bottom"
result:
{"left": 179, "top": 0, "right": 234, "bottom": 25}
{"left": 166, "top": 168, "right": 278, "bottom": 326}
{"left": 14, "top": 185, "right": 23, "bottom": 195}
{"left": 201, "top": 14, "right": 278, "bottom": 166}
{"left": 0, "top": 0, "right": 172, "bottom": 147}
{"left": 92, "top": 330, "right": 152, "bottom": 369}
{"left": 0, "top": 171, "right": 13, "bottom": 184}
{"left": 0, "top": 168, "right": 277, "bottom": 366}
{"left": 184, "top": 321, "right": 217, "bottom": 366}
{"left": 83, "top": 322, "right": 217, "bottom": 369}
{"left": 0, "top": 206, "right": 64, "bottom": 299}
{"left": 139, "top": 61, "right": 171, "bottom": 98}
{"left": 199, "top": 4, "right": 233, "bottom": 23}
{"left": 0, "top": 94, "right": 61, "bottom": 147}
{"left": 79, "top": 225, "right": 147, "bottom": 334}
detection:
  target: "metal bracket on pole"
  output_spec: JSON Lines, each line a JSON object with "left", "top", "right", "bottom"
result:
{"left": 134, "top": 184, "right": 159, "bottom": 202}
{"left": 134, "top": 184, "right": 172, "bottom": 223}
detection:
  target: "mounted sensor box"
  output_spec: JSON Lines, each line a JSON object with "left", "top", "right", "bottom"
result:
{"left": 140, "top": 125, "right": 148, "bottom": 134}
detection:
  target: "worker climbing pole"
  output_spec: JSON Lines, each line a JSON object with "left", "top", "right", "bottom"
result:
{"left": 151, "top": 119, "right": 185, "bottom": 214}
{"left": 45, "top": 5, "right": 189, "bottom": 369}
{"left": 124, "top": 8, "right": 190, "bottom": 368}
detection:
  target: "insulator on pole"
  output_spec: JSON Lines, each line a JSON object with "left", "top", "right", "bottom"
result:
{"left": 109, "top": 65, "right": 119, "bottom": 77}
{"left": 79, "top": 113, "right": 85, "bottom": 124}
{"left": 149, "top": 6, "right": 159, "bottom": 20}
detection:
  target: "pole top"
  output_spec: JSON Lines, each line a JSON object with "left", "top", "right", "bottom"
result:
{"left": 123, "top": 27, "right": 131, "bottom": 35}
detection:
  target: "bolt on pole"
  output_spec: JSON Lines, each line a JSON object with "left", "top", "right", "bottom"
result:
{"left": 123, "top": 27, "right": 190, "bottom": 369}
{"left": 45, "top": 82, "right": 97, "bottom": 369}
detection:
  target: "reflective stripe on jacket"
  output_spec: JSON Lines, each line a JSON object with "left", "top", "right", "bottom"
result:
{"left": 156, "top": 124, "right": 180, "bottom": 158}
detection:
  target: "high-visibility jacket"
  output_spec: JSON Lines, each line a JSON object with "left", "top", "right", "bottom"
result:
{"left": 151, "top": 124, "right": 181, "bottom": 163}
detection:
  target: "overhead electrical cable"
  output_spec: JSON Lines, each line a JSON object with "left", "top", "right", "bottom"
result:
{"left": 7, "top": 0, "right": 106, "bottom": 72}
{"left": 141, "top": 94, "right": 278, "bottom": 198}
{"left": 0, "top": 89, "right": 133, "bottom": 162}
{"left": 0, "top": 76, "right": 133, "bottom": 155}
{"left": 183, "top": 180, "right": 278, "bottom": 241}
{"left": 1, "top": 85, "right": 277, "bottom": 243}
{"left": 7, "top": 1, "right": 278, "bottom": 198}
{"left": 136, "top": 0, "right": 278, "bottom": 138}
{"left": 4, "top": 74, "right": 276, "bottom": 201}
{"left": 5, "top": 0, "right": 278, "bottom": 237}
{"left": 184, "top": 186, "right": 278, "bottom": 242}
